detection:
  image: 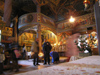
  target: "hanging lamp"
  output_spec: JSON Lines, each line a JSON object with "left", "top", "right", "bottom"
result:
{"left": 83, "top": 0, "right": 90, "bottom": 10}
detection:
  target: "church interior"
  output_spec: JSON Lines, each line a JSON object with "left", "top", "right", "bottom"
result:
{"left": 0, "top": 0, "right": 100, "bottom": 75}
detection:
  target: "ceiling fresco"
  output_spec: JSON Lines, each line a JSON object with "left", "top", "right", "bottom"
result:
{"left": 2, "top": 0, "right": 96, "bottom": 23}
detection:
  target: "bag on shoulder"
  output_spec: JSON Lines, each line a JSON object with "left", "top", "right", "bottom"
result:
{"left": 14, "top": 50, "right": 21, "bottom": 58}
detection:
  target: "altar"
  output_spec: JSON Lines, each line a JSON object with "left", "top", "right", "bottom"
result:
{"left": 15, "top": 56, "right": 100, "bottom": 75}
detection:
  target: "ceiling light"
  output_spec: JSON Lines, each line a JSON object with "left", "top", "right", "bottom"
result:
{"left": 69, "top": 16, "right": 75, "bottom": 22}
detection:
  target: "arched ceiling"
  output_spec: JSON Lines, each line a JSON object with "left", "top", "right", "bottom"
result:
{"left": 1, "top": 0, "right": 95, "bottom": 22}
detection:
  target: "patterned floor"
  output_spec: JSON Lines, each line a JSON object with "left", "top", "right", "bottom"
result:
{"left": 3, "top": 57, "right": 67, "bottom": 75}
{"left": 14, "top": 56, "right": 100, "bottom": 75}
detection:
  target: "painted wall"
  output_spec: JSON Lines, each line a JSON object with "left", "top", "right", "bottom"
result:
{"left": 41, "top": 30, "right": 57, "bottom": 44}
{"left": 19, "top": 32, "right": 36, "bottom": 46}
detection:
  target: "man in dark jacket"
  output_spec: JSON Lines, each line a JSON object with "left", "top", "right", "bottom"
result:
{"left": 42, "top": 39, "right": 52, "bottom": 65}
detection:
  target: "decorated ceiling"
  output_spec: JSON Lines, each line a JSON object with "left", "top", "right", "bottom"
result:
{"left": 2, "top": 0, "right": 96, "bottom": 24}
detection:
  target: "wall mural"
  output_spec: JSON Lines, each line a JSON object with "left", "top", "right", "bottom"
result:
{"left": 19, "top": 32, "right": 36, "bottom": 46}
{"left": 18, "top": 13, "right": 55, "bottom": 30}
{"left": 57, "top": 32, "right": 71, "bottom": 45}
{"left": 41, "top": 14, "right": 55, "bottom": 26}
{"left": 41, "top": 30, "right": 57, "bottom": 44}
{"left": 57, "top": 13, "right": 95, "bottom": 30}
{"left": 56, "top": 32, "right": 72, "bottom": 52}
{"left": 19, "top": 30, "right": 57, "bottom": 45}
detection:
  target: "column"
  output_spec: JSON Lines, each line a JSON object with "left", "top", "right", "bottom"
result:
{"left": 37, "top": 5, "right": 41, "bottom": 13}
{"left": 94, "top": 1, "right": 100, "bottom": 55}
{"left": 37, "top": 24, "right": 42, "bottom": 52}
{"left": 13, "top": 17, "right": 18, "bottom": 43}
{"left": 4, "top": 0, "right": 12, "bottom": 27}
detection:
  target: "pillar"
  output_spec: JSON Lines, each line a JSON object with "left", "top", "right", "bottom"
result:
{"left": 4, "top": 0, "right": 12, "bottom": 27}
{"left": 37, "top": 24, "right": 42, "bottom": 52}
{"left": 94, "top": 1, "right": 100, "bottom": 55}
{"left": 13, "top": 17, "right": 18, "bottom": 43}
{"left": 36, "top": 4, "right": 42, "bottom": 52}
{"left": 37, "top": 5, "right": 41, "bottom": 13}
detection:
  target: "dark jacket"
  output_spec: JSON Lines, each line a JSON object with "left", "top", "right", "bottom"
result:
{"left": 42, "top": 42, "right": 52, "bottom": 53}
{"left": 50, "top": 51, "right": 59, "bottom": 60}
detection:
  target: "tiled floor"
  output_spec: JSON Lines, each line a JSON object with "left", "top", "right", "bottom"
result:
{"left": 13, "top": 56, "right": 100, "bottom": 75}
{"left": 3, "top": 57, "right": 67, "bottom": 75}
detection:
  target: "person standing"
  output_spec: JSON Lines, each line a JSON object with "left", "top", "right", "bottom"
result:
{"left": 9, "top": 41, "right": 19, "bottom": 72}
{"left": 0, "top": 48, "right": 5, "bottom": 74}
{"left": 31, "top": 38, "right": 40, "bottom": 66}
{"left": 42, "top": 39, "right": 52, "bottom": 65}
{"left": 22, "top": 44, "right": 27, "bottom": 60}
{"left": 10, "top": 47, "right": 19, "bottom": 72}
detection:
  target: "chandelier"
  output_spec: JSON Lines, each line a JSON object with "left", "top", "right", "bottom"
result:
{"left": 83, "top": 0, "right": 100, "bottom": 10}
{"left": 83, "top": 0, "right": 90, "bottom": 10}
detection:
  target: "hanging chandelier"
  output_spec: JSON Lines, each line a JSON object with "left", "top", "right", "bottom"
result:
{"left": 69, "top": 16, "right": 75, "bottom": 22}
{"left": 83, "top": 0, "right": 90, "bottom": 10}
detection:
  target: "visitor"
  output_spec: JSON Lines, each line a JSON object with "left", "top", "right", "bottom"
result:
{"left": 10, "top": 47, "right": 19, "bottom": 72}
{"left": 22, "top": 44, "right": 27, "bottom": 60}
{"left": 31, "top": 38, "right": 40, "bottom": 66}
{"left": 42, "top": 39, "right": 52, "bottom": 65}
{"left": 50, "top": 51, "right": 59, "bottom": 64}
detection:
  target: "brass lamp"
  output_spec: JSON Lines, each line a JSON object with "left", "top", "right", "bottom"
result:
{"left": 83, "top": 0, "right": 90, "bottom": 10}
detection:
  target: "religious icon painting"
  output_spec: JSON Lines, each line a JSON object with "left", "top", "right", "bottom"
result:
{"left": 48, "top": 34, "right": 49, "bottom": 39}
{"left": 27, "top": 14, "right": 33, "bottom": 22}
{"left": 22, "top": 18, "right": 25, "bottom": 23}
{"left": 50, "top": 33, "right": 52, "bottom": 37}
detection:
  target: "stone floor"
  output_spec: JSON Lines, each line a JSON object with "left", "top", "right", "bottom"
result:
{"left": 3, "top": 57, "right": 67, "bottom": 75}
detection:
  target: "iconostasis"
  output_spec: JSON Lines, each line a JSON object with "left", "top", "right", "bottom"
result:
{"left": 18, "top": 30, "right": 72, "bottom": 52}
{"left": 18, "top": 32, "right": 36, "bottom": 51}
{"left": 19, "top": 30, "right": 57, "bottom": 52}
{"left": 19, "top": 32, "right": 36, "bottom": 46}
{"left": 41, "top": 30, "right": 71, "bottom": 53}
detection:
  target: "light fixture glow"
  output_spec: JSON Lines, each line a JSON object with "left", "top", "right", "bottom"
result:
{"left": 69, "top": 16, "right": 75, "bottom": 22}
{"left": 38, "top": 52, "right": 44, "bottom": 57}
